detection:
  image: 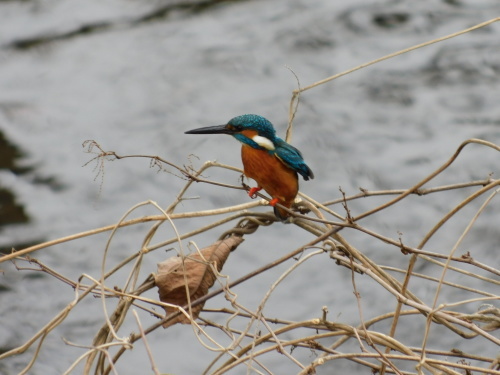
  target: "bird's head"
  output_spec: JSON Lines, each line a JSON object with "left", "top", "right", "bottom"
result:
{"left": 185, "top": 114, "right": 278, "bottom": 151}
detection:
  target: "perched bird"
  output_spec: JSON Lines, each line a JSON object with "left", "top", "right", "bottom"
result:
{"left": 185, "top": 114, "right": 314, "bottom": 219}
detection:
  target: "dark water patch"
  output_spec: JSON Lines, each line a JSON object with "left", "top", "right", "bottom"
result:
{"left": 444, "top": 0, "right": 500, "bottom": 9}
{"left": 278, "top": 29, "right": 336, "bottom": 51}
{"left": 339, "top": 4, "right": 449, "bottom": 36}
{"left": 404, "top": 156, "right": 431, "bottom": 166}
{"left": 0, "top": 283, "right": 12, "bottom": 293}
{"left": 7, "top": 21, "right": 112, "bottom": 50}
{"left": 0, "top": 131, "right": 31, "bottom": 175}
{"left": 0, "top": 240, "right": 42, "bottom": 255}
{"left": 22, "top": 271, "right": 47, "bottom": 280}
{"left": 6, "top": 0, "right": 245, "bottom": 50}
{"left": 31, "top": 174, "right": 66, "bottom": 192}
{"left": 372, "top": 12, "right": 410, "bottom": 28}
{"left": 133, "top": 0, "right": 243, "bottom": 23}
{"left": 0, "top": 187, "right": 29, "bottom": 227}
{"left": 0, "top": 127, "right": 65, "bottom": 231}
{"left": 0, "top": 108, "right": 66, "bottom": 191}
{"left": 0, "top": 127, "right": 32, "bottom": 239}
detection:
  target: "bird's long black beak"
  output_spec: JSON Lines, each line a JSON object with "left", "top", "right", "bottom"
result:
{"left": 185, "top": 124, "right": 235, "bottom": 135}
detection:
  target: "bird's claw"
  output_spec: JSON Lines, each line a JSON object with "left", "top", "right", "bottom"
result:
{"left": 269, "top": 198, "right": 279, "bottom": 207}
{"left": 248, "top": 187, "right": 262, "bottom": 199}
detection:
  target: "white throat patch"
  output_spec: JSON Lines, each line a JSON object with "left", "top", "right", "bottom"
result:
{"left": 252, "top": 135, "right": 275, "bottom": 150}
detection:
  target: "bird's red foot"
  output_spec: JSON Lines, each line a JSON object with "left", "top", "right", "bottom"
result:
{"left": 248, "top": 187, "right": 262, "bottom": 198}
{"left": 269, "top": 198, "right": 279, "bottom": 207}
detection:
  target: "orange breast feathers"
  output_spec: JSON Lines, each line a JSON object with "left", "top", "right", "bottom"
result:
{"left": 241, "top": 144, "right": 299, "bottom": 208}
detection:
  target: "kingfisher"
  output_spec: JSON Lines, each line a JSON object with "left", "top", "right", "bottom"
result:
{"left": 185, "top": 114, "right": 314, "bottom": 220}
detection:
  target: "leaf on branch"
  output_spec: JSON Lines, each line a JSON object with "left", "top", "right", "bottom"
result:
{"left": 155, "top": 235, "right": 243, "bottom": 327}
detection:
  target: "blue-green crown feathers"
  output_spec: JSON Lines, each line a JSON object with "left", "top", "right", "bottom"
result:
{"left": 228, "top": 114, "right": 277, "bottom": 140}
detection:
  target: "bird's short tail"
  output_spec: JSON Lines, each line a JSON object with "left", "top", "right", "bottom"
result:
{"left": 273, "top": 204, "right": 292, "bottom": 221}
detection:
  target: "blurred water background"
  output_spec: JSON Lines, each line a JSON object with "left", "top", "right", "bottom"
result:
{"left": 0, "top": 0, "right": 499, "bottom": 374}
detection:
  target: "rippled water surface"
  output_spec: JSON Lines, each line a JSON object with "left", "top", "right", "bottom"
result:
{"left": 0, "top": 1, "right": 499, "bottom": 374}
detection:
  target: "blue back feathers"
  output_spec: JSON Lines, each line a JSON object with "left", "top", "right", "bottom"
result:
{"left": 228, "top": 114, "right": 314, "bottom": 181}
{"left": 274, "top": 138, "right": 314, "bottom": 181}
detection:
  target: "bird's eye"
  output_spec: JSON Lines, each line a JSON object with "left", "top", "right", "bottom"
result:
{"left": 228, "top": 124, "right": 243, "bottom": 131}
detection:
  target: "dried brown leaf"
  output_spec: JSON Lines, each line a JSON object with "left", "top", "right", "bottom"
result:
{"left": 155, "top": 235, "right": 243, "bottom": 327}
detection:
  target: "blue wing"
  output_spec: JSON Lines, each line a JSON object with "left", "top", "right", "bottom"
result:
{"left": 274, "top": 138, "right": 314, "bottom": 181}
